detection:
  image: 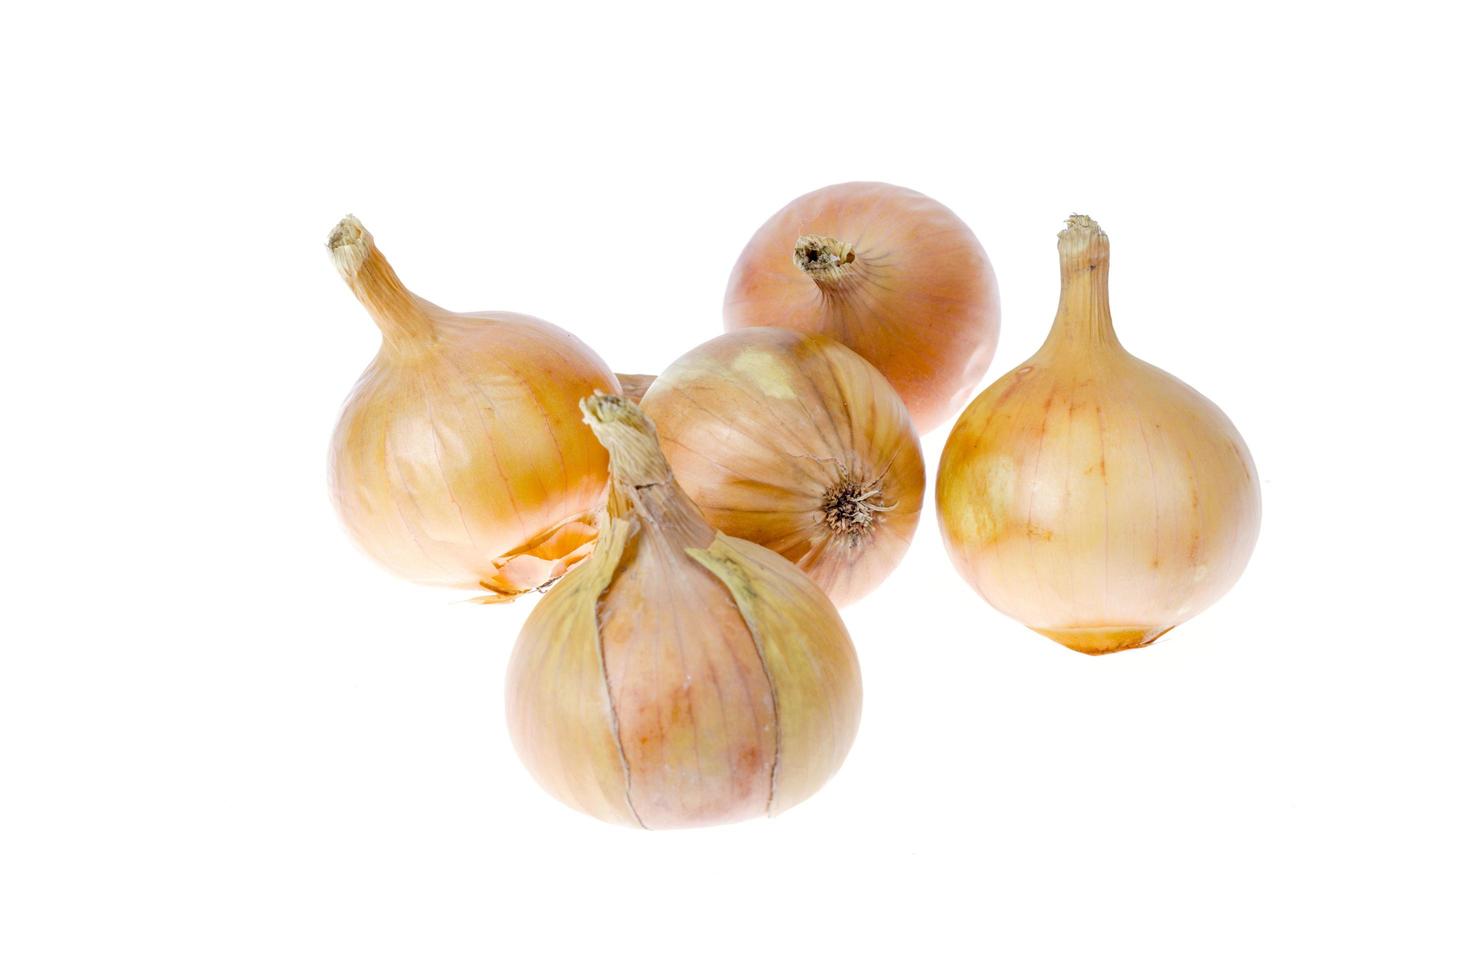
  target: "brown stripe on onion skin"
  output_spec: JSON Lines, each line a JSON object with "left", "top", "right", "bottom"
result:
{"left": 937, "top": 216, "right": 1260, "bottom": 655}
{"left": 637, "top": 328, "right": 926, "bottom": 606}
{"left": 505, "top": 395, "right": 861, "bottom": 829}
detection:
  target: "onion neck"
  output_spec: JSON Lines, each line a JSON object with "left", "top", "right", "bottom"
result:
{"left": 328, "top": 216, "right": 438, "bottom": 356}
{"left": 1046, "top": 215, "right": 1121, "bottom": 351}
{"left": 794, "top": 234, "right": 857, "bottom": 290}
{"left": 581, "top": 394, "right": 713, "bottom": 544}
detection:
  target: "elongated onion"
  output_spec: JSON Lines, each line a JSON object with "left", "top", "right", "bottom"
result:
{"left": 327, "top": 217, "right": 618, "bottom": 598}
{"left": 937, "top": 216, "right": 1260, "bottom": 654}
{"left": 636, "top": 328, "right": 924, "bottom": 605}
{"left": 506, "top": 395, "right": 862, "bottom": 829}
{"left": 723, "top": 182, "right": 1000, "bottom": 432}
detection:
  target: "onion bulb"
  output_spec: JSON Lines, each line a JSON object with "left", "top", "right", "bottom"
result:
{"left": 326, "top": 216, "right": 618, "bottom": 598}
{"left": 723, "top": 182, "right": 1000, "bottom": 433}
{"left": 636, "top": 328, "right": 925, "bottom": 606}
{"left": 506, "top": 395, "right": 862, "bottom": 829}
{"left": 937, "top": 216, "right": 1260, "bottom": 654}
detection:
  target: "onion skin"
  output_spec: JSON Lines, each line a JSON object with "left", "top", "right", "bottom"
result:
{"left": 327, "top": 217, "right": 618, "bottom": 597}
{"left": 506, "top": 395, "right": 862, "bottom": 829}
{"left": 723, "top": 182, "right": 1000, "bottom": 433}
{"left": 638, "top": 328, "right": 925, "bottom": 606}
{"left": 615, "top": 372, "right": 655, "bottom": 402}
{"left": 937, "top": 216, "right": 1260, "bottom": 654}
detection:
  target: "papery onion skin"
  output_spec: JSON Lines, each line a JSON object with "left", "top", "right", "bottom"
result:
{"left": 615, "top": 372, "right": 655, "bottom": 402}
{"left": 723, "top": 182, "right": 1000, "bottom": 433}
{"left": 506, "top": 395, "right": 862, "bottom": 829}
{"left": 638, "top": 328, "right": 925, "bottom": 606}
{"left": 936, "top": 216, "right": 1260, "bottom": 654}
{"left": 327, "top": 217, "right": 618, "bottom": 597}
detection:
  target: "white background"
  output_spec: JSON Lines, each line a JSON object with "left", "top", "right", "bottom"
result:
{"left": 3, "top": 2, "right": 1476, "bottom": 977}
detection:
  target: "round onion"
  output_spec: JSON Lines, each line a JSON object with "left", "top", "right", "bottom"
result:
{"left": 937, "top": 216, "right": 1260, "bottom": 654}
{"left": 637, "top": 328, "right": 925, "bottom": 606}
{"left": 723, "top": 181, "right": 1000, "bottom": 433}
{"left": 326, "top": 216, "right": 618, "bottom": 598}
{"left": 506, "top": 395, "right": 862, "bottom": 829}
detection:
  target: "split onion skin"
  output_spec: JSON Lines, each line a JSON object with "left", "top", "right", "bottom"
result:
{"left": 937, "top": 216, "right": 1260, "bottom": 654}
{"left": 637, "top": 328, "right": 925, "bottom": 606}
{"left": 327, "top": 217, "right": 618, "bottom": 598}
{"left": 506, "top": 395, "right": 862, "bottom": 829}
{"left": 723, "top": 181, "right": 1000, "bottom": 433}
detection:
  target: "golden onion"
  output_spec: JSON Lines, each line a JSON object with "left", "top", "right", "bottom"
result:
{"left": 327, "top": 216, "right": 617, "bottom": 598}
{"left": 506, "top": 395, "right": 862, "bottom": 828}
{"left": 937, "top": 216, "right": 1260, "bottom": 654}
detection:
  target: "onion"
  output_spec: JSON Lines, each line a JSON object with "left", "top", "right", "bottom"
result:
{"left": 636, "top": 328, "right": 925, "bottom": 605}
{"left": 326, "top": 216, "right": 618, "bottom": 598}
{"left": 723, "top": 181, "right": 1000, "bottom": 432}
{"left": 937, "top": 216, "right": 1260, "bottom": 654}
{"left": 506, "top": 395, "right": 862, "bottom": 829}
